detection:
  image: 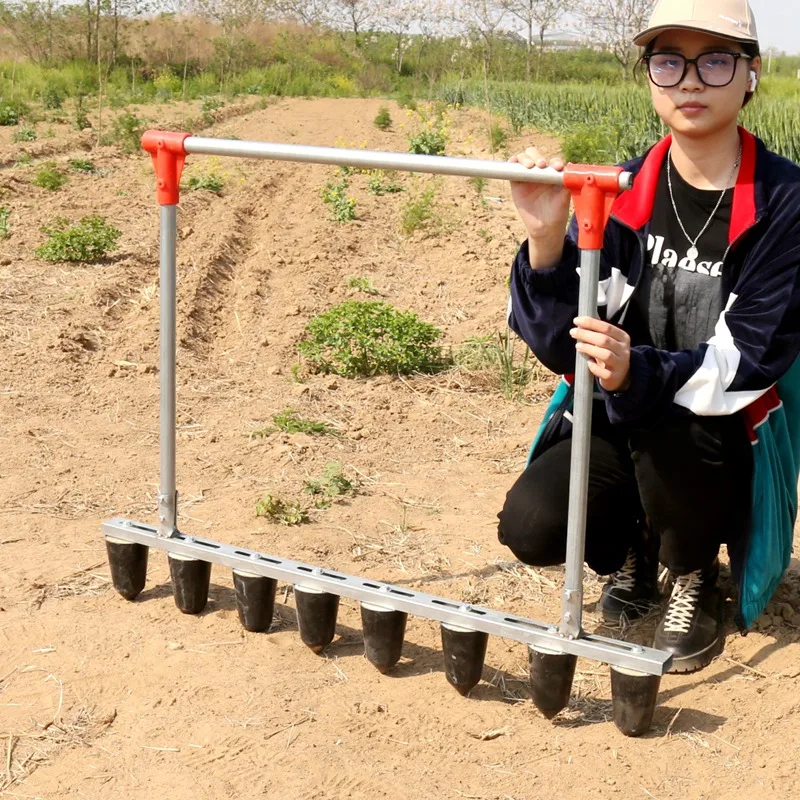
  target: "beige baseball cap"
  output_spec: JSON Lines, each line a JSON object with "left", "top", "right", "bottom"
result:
{"left": 634, "top": 0, "right": 759, "bottom": 47}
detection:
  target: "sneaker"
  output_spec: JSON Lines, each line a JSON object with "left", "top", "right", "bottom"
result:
{"left": 600, "top": 529, "right": 661, "bottom": 623}
{"left": 654, "top": 560, "right": 723, "bottom": 674}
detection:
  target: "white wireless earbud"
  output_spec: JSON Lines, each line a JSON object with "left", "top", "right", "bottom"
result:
{"left": 748, "top": 70, "right": 758, "bottom": 92}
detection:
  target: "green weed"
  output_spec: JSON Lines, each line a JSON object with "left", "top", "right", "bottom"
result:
{"left": 298, "top": 300, "right": 448, "bottom": 378}
{"left": 252, "top": 408, "right": 336, "bottom": 437}
{"left": 33, "top": 162, "right": 67, "bottom": 191}
{"left": 408, "top": 129, "right": 447, "bottom": 156}
{"left": 304, "top": 462, "right": 357, "bottom": 507}
{"left": 12, "top": 126, "right": 36, "bottom": 143}
{"left": 186, "top": 173, "right": 224, "bottom": 193}
{"left": 321, "top": 176, "right": 357, "bottom": 223}
{"left": 109, "top": 111, "right": 144, "bottom": 153}
{"left": 489, "top": 122, "right": 508, "bottom": 152}
{"left": 255, "top": 493, "right": 309, "bottom": 525}
{"left": 401, "top": 184, "right": 439, "bottom": 236}
{"left": 42, "top": 86, "right": 63, "bottom": 110}
{"left": 0, "top": 206, "right": 10, "bottom": 239}
{"left": 346, "top": 275, "right": 381, "bottom": 295}
{"left": 0, "top": 102, "right": 24, "bottom": 126}
{"left": 455, "top": 330, "right": 536, "bottom": 401}
{"left": 374, "top": 106, "right": 392, "bottom": 130}
{"left": 469, "top": 175, "right": 488, "bottom": 196}
{"left": 36, "top": 215, "right": 122, "bottom": 262}
{"left": 68, "top": 158, "right": 95, "bottom": 173}
{"left": 367, "top": 170, "right": 403, "bottom": 196}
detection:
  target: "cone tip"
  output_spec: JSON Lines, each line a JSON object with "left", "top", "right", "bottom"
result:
{"left": 533, "top": 702, "right": 566, "bottom": 720}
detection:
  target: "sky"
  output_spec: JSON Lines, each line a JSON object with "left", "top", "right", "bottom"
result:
{"left": 749, "top": 0, "right": 800, "bottom": 55}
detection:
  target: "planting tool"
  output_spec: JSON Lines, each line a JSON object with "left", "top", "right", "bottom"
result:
{"left": 103, "top": 131, "right": 671, "bottom": 737}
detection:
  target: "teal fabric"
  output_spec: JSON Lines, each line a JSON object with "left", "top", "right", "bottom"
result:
{"left": 739, "top": 356, "right": 800, "bottom": 628}
{"left": 525, "top": 379, "right": 571, "bottom": 468}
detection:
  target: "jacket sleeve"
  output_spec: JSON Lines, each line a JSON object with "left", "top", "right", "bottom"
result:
{"left": 604, "top": 214, "right": 800, "bottom": 425}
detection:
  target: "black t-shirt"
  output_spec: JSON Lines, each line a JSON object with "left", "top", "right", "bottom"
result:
{"left": 635, "top": 157, "right": 733, "bottom": 351}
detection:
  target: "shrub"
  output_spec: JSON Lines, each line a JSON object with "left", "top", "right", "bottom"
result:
{"left": 42, "top": 87, "right": 64, "bottom": 110}
{"left": 374, "top": 106, "right": 392, "bottom": 130}
{"left": 36, "top": 216, "right": 122, "bottom": 262}
{"left": 68, "top": 158, "right": 95, "bottom": 173}
{"left": 298, "top": 300, "right": 448, "bottom": 378}
{"left": 0, "top": 101, "right": 26, "bottom": 126}
{"left": 33, "top": 162, "right": 67, "bottom": 191}
{"left": 0, "top": 206, "right": 10, "bottom": 239}
{"left": 255, "top": 493, "right": 309, "bottom": 525}
{"left": 408, "top": 129, "right": 447, "bottom": 156}
{"left": 12, "top": 125, "right": 36, "bottom": 143}
{"left": 186, "top": 173, "right": 224, "bottom": 193}
{"left": 109, "top": 111, "right": 144, "bottom": 153}
{"left": 401, "top": 184, "right": 438, "bottom": 236}
{"left": 321, "top": 176, "right": 357, "bottom": 223}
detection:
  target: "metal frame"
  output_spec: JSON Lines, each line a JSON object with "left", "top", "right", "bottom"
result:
{"left": 106, "top": 134, "right": 672, "bottom": 678}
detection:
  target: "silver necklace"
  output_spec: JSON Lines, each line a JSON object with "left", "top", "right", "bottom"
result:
{"left": 667, "top": 145, "right": 741, "bottom": 261}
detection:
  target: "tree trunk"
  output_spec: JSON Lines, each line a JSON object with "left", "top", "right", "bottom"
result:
{"left": 537, "top": 26, "right": 545, "bottom": 81}
{"left": 112, "top": 0, "right": 119, "bottom": 66}
{"left": 526, "top": 19, "right": 532, "bottom": 81}
{"left": 86, "top": 0, "right": 93, "bottom": 61}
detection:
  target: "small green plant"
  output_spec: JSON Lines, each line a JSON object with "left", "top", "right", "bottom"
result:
{"left": 68, "top": 158, "right": 95, "bottom": 173}
{"left": 489, "top": 122, "right": 508, "bottom": 152}
{"left": 0, "top": 206, "right": 10, "bottom": 239}
{"left": 110, "top": 111, "right": 144, "bottom": 153}
{"left": 367, "top": 170, "right": 403, "bottom": 196}
{"left": 298, "top": 300, "right": 448, "bottom": 378}
{"left": 274, "top": 408, "right": 335, "bottom": 435}
{"left": 396, "top": 91, "right": 417, "bottom": 111}
{"left": 33, "top": 161, "right": 67, "bottom": 191}
{"left": 74, "top": 97, "right": 91, "bottom": 131}
{"left": 321, "top": 176, "right": 357, "bottom": 223}
{"left": 36, "top": 215, "right": 122, "bottom": 262}
{"left": 12, "top": 125, "right": 36, "bottom": 143}
{"left": 42, "top": 86, "right": 64, "bottom": 110}
{"left": 14, "top": 152, "right": 33, "bottom": 166}
{"left": 0, "top": 102, "right": 23, "bottom": 126}
{"left": 469, "top": 175, "right": 488, "bottom": 196}
{"left": 304, "top": 462, "right": 356, "bottom": 508}
{"left": 455, "top": 330, "right": 536, "bottom": 401}
{"left": 186, "top": 173, "right": 224, "bottom": 193}
{"left": 401, "top": 184, "right": 438, "bottom": 236}
{"left": 408, "top": 129, "right": 447, "bottom": 156}
{"left": 255, "top": 493, "right": 309, "bottom": 525}
{"left": 201, "top": 96, "right": 224, "bottom": 113}
{"left": 346, "top": 275, "right": 380, "bottom": 295}
{"left": 374, "top": 106, "right": 392, "bottom": 131}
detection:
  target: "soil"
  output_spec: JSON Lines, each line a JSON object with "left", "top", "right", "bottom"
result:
{"left": 1, "top": 97, "right": 800, "bottom": 800}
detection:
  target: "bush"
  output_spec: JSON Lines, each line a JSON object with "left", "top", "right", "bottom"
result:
{"left": 33, "top": 162, "right": 67, "bottom": 191}
{"left": 0, "top": 206, "right": 10, "bottom": 239}
{"left": 109, "top": 111, "right": 144, "bottom": 153}
{"left": 321, "top": 176, "right": 357, "bottom": 223}
{"left": 42, "top": 86, "right": 63, "bottom": 110}
{"left": 68, "top": 158, "right": 95, "bottom": 173}
{"left": 401, "top": 184, "right": 438, "bottom": 236}
{"left": 12, "top": 125, "right": 36, "bottom": 143}
{"left": 298, "top": 300, "right": 448, "bottom": 378}
{"left": 408, "top": 129, "right": 447, "bottom": 156}
{"left": 0, "top": 102, "right": 23, "bottom": 126}
{"left": 374, "top": 106, "right": 392, "bottom": 130}
{"left": 36, "top": 215, "right": 122, "bottom": 262}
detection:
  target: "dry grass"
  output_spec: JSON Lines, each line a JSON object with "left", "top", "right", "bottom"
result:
{"left": 29, "top": 563, "right": 111, "bottom": 610}
{"left": 0, "top": 706, "right": 116, "bottom": 793}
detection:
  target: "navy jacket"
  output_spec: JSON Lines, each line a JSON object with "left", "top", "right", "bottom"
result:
{"left": 509, "top": 128, "right": 800, "bottom": 628}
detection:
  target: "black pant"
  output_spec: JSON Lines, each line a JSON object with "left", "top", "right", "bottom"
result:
{"left": 497, "top": 411, "right": 753, "bottom": 576}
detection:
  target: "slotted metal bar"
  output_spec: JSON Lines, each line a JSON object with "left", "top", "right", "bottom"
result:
{"left": 103, "top": 518, "right": 672, "bottom": 676}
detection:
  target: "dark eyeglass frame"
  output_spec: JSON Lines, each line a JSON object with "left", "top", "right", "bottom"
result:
{"left": 642, "top": 50, "right": 752, "bottom": 88}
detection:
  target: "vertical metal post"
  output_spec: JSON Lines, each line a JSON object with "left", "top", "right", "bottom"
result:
{"left": 158, "top": 204, "right": 178, "bottom": 538}
{"left": 560, "top": 248, "right": 601, "bottom": 638}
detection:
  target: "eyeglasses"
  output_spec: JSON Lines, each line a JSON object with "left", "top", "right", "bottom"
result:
{"left": 643, "top": 51, "right": 752, "bottom": 88}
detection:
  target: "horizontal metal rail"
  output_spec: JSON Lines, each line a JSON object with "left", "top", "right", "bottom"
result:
{"left": 183, "top": 136, "right": 634, "bottom": 190}
{"left": 103, "top": 517, "right": 672, "bottom": 676}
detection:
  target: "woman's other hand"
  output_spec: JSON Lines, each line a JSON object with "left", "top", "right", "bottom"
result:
{"left": 570, "top": 317, "right": 632, "bottom": 393}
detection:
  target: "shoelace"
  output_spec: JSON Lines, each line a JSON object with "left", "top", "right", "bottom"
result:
{"left": 662, "top": 570, "right": 703, "bottom": 634}
{"left": 611, "top": 549, "right": 637, "bottom": 592}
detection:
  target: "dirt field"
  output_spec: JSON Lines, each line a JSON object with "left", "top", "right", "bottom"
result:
{"left": 2, "top": 97, "right": 800, "bottom": 800}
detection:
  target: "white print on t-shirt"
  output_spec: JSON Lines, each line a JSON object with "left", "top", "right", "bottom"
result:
{"left": 647, "top": 234, "right": 723, "bottom": 277}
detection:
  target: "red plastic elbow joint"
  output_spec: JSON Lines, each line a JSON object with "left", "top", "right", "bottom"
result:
{"left": 562, "top": 164, "right": 627, "bottom": 251}
{"left": 141, "top": 130, "right": 191, "bottom": 206}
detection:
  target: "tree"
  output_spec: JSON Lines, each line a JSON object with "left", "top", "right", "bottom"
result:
{"left": 502, "top": 0, "right": 574, "bottom": 79}
{"left": 374, "top": 0, "right": 424, "bottom": 73}
{"left": 577, "top": 0, "right": 656, "bottom": 77}
{"left": 456, "top": 0, "right": 508, "bottom": 84}
{"left": 274, "top": 0, "right": 330, "bottom": 27}
{"left": 330, "top": 0, "right": 374, "bottom": 47}
{"left": 0, "top": 0, "right": 62, "bottom": 64}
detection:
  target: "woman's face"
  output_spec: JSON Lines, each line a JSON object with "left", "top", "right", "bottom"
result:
{"left": 647, "top": 29, "right": 761, "bottom": 139}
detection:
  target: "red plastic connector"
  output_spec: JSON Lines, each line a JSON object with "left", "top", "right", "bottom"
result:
{"left": 563, "top": 165, "right": 626, "bottom": 251}
{"left": 141, "top": 130, "right": 191, "bottom": 206}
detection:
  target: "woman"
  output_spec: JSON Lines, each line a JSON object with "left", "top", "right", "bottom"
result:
{"left": 497, "top": 0, "right": 800, "bottom": 674}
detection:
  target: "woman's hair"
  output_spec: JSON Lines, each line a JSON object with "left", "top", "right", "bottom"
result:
{"left": 637, "top": 38, "right": 761, "bottom": 107}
